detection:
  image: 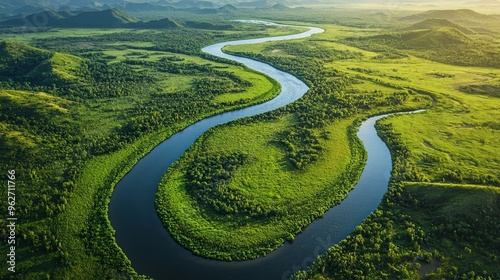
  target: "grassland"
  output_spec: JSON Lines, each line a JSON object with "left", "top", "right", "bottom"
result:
{"left": 1, "top": 9, "right": 499, "bottom": 279}
{"left": 155, "top": 21, "right": 433, "bottom": 260}
{"left": 0, "top": 22, "right": 294, "bottom": 279}
{"left": 156, "top": 18, "right": 499, "bottom": 277}
{"left": 273, "top": 22, "right": 499, "bottom": 280}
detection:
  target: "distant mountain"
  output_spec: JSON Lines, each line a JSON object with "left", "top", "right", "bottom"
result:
{"left": 0, "top": 11, "right": 71, "bottom": 28}
{"left": 133, "top": 17, "right": 179, "bottom": 28}
{"left": 272, "top": 3, "right": 291, "bottom": 10}
{"left": 122, "top": 2, "right": 177, "bottom": 12}
{"left": 0, "top": 0, "right": 67, "bottom": 15}
{"left": 404, "top": 18, "right": 476, "bottom": 35}
{"left": 401, "top": 9, "right": 498, "bottom": 22}
{"left": 231, "top": 0, "right": 268, "bottom": 8}
{"left": 218, "top": 4, "right": 237, "bottom": 12}
{"left": 56, "top": 8, "right": 138, "bottom": 28}
{"left": 0, "top": 9, "right": 183, "bottom": 29}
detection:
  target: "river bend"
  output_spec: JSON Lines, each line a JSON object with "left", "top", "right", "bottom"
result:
{"left": 108, "top": 22, "right": 416, "bottom": 280}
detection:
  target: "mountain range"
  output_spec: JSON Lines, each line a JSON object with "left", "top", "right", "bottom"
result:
{"left": 0, "top": 0, "right": 298, "bottom": 16}
{"left": 0, "top": 8, "right": 179, "bottom": 28}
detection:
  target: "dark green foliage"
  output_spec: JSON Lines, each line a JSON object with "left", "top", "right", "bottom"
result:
{"left": 184, "top": 21, "right": 234, "bottom": 30}
{"left": 459, "top": 84, "right": 500, "bottom": 98}
{"left": 0, "top": 41, "right": 53, "bottom": 77}
{"left": 185, "top": 153, "right": 275, "bottom": 217}
{"left": 277, "top": 127, "right": 322, "bottom": 170}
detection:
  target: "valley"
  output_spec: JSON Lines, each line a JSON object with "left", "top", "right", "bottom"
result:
{"left": 0, "top": 3, "right": 499, "bottom": 280}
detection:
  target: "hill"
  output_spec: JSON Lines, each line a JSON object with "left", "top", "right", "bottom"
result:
{"left": 134, "top": 18, "right": 179, "bottom": 29}
{"left": 272, "top": 3, "right": 291, "bottom": 10}
{"left": 404, "top": 18, "right": 476, "bottom": 35}
{"left": 404, "top": 28, "right": 472, "bottom": 49}
{"left": 184, "top": 20, "right": 234, "bottom": 30}
{"left": 0, "top": 41, "right": 82, "bottom": 84}
{"left": 0, "top": 9, "right": 184, "bottom": 29}
{"left": 401, "top": 9, "right": 498, "bottom": 23}
{"left": 0, "top": 11, "right": 71, "bottom": 27}
{"left": 372, "top": 27, "right": 472, "bottom": 50}
{"left": 56, "top": 8, "right": 138, "bottom": 28}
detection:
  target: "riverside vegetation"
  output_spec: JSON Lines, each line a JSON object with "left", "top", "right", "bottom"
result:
{"left": 157, "top": 8, "right": 500, "bottom": 279}
{"left": 0, "top": 17, "right": 295, "bottom": 279}
{"left": 0, "top": 7, "right": 499, "bottom": 279}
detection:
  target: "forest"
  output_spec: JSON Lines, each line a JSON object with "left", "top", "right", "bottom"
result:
{"left": 1, "top": 6, "right": 499, "bottom": 280}
{"left": 0, "top": 20, "right": 289, "bottom": 279}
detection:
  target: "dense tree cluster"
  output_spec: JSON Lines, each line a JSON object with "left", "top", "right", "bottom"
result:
{"left": 185, "top": 153, "right": 277, "bottom": 218}
{"left": 277, "top": 127, "right": 322, "bottom": 170}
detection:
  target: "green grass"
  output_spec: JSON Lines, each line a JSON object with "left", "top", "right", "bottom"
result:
{"left": 156, "top": 116, "right": 366, "bottom": 260}
{"left": 0, "top": 23, "right": 292, "bottom": 279}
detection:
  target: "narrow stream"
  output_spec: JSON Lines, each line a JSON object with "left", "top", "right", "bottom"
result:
{"left": 108, "top": 22, "right": 420, "bottom": 280}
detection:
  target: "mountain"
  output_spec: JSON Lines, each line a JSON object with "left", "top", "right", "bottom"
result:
{"left": 231, "top": 0, "right": 268, "bottom": 8}
{"left": 218, "top": 4, "right": 237, "bottom": 12}
{"left": 272, "top": 3, "right": 291, "bottom": 10}
{"left": 57, "top": 8, "right": 138, "bottom": 28}
{"left": 184, "top": 20, "right": 234, "bottom": 30}
{"left": 401, "top": 9, "right": 498, "bottom": 22}
{"left": 0, "top": 0, "right": 68, "bottom": 15}
{"left": 0, "top": 11, "right": 70, "bottom": 28}
{"left": 0, "top": 9, "right": 184, "bottom": 29}
{"left": 399, "top": 28, "right": 472, "bottom": 49}
{"left": 133, "top": 18, "right": 179, "bottom": 28}
{"left": 0, "top": 41, "right": 82, "bottom": 84}
{"left": 404, "top": 18, "right": 476, "bottom": 35}
{"left": 122, "top": 2, "right": 171, "bottom": 12}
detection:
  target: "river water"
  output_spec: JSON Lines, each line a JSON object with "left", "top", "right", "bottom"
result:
{"left": 108, "top": 22, "right": 414, "bottom": 280}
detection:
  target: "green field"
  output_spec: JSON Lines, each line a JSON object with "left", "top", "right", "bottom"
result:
{"left": 156, "top": 16, "right": 500, "bottom": 278}
{"left": 1, "top": 7, "right": 499, "bottom": 280}
{"left": 0, "top": 21, "right": 291, "bottom": 279}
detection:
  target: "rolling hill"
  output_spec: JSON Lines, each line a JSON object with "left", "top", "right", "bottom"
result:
{"left": 404, "top": 18, "right": 476, "bottom": 35}
{"left": 0, "top": 8, "right": 182, "bottom": 29}
{"left": 0, "top": 41, "right": 82, "bottom": 84}
{"left": 0, "top": 11, "right": 71, "bottom": 28}
{"left": 56, "top": 8, "right": 138, "bottom": 28}
{"left": 135, "top": 18, "right": 180, "bottom": 29}
{"left": 401, "top": 9, "right": 499, "bottom": 23}
{"left": 402, "top": 28, "right": 473, "bottom": 49}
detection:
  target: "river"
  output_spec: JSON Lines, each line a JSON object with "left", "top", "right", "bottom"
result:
{"left": 108, "top": 22, "right": 418, "bottom": 280}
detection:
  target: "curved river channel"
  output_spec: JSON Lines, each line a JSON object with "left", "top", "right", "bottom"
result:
{"left": 108, "top": 22, "right": 421, "bottom": 280}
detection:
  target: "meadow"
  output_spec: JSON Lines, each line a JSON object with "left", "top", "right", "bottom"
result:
{"left": 157, "top": 16, "right": 500, "bottom": 278}
{"left": 0, "top": 7, "right": 499, "bottom": 279}
{"left": 0, "top": 21, "right": 292, "bottom": 279}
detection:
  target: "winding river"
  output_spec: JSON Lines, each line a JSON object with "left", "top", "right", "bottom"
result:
{"left": 108, "top": 22, "right": 419, "bottom": 280}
